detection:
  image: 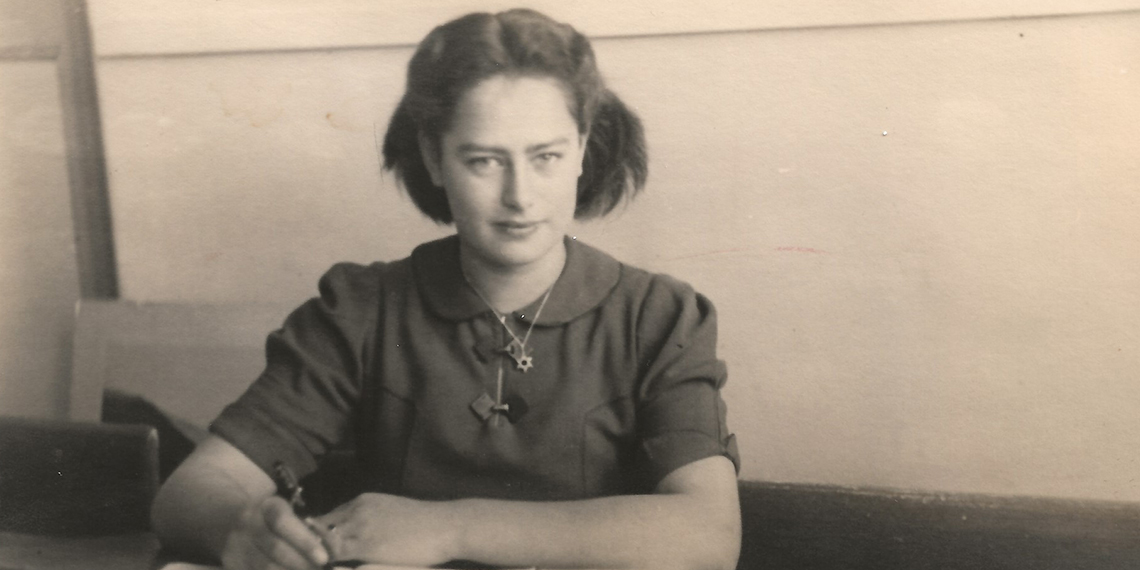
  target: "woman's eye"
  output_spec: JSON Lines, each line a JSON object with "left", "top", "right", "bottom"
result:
{"left": 466, "top": 156, "right": 504, "bottom": 173}
{"left": 533, "top": 152, "right": 562, "bottom": 166}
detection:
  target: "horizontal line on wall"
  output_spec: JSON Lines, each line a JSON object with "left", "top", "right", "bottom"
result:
{"left": 92, "top": 5, "right": 1140, "bottom": 60}
{"left": 599, "top": 7, "right": 1140, "bottom": 42}
{"left": 95, "top": 40, "right": 412, "bottom": 62}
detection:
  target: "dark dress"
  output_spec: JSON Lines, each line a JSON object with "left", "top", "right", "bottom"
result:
{"left": 212, "top": 235, "right": 738, "bottom": 502}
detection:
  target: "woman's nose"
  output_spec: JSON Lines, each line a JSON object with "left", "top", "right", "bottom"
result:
{"left": 500, "top": 165, "right": 535, "bottom": 210}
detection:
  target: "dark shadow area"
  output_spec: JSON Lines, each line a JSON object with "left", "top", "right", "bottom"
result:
{"left": 0, "top": 416, "right": 157, "bottom": 536}
{"left": 101, "top": 388, "right": 199, "bottom": 482}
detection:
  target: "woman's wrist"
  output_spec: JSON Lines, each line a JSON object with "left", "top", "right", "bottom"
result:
{"left": 438, "top": 497, "right": 476, "bottom": 563}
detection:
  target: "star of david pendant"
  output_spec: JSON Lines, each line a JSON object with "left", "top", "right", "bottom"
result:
{"left": 504, "top": 339, "right": 534, "bottom": 373}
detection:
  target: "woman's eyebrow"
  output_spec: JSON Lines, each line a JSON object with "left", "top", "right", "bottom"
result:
{"left": 455, "top": 137, "right": 570, "bottom": 154}
{"left": 456, "top": 143, "right": 506, "bottom": 154}
{"left": 526, "top": 137, "right": 571, "bottom": 153}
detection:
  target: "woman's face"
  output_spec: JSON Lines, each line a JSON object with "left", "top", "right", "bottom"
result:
{"left": 423, "top": 75, "right": 585, "bottom": 271}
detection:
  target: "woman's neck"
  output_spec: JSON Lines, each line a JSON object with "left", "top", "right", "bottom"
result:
{"left": 459, "top": 240, "right": 566, "bottom": 314}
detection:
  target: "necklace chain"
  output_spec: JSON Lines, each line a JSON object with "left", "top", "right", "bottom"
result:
{"left": 461, "top": 267, "right": 554, "bottom": 372}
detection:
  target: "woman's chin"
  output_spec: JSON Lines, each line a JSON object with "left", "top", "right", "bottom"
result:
{"left": 469, "top": 234, "right": 563, "bottom": 270}
{"left": 491, "top": 244, "right": 554, "bottom": 269}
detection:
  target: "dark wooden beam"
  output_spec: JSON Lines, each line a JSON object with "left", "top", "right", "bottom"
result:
{"left": 58, "top": 0, "right": 118, "bottom": 299}
{"left": 738, "top": 481, "right": 1140, "bottom": 570}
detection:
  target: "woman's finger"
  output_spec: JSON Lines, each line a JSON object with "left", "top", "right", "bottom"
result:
{"left": 249, "top": 529, "right": 318, "bottom": 570}
{"left": 224, "top": 528, "right": 308, "bottom": 570}
{"left": 262, "top": 497, "right": 330, "bottom": 566}
{"left": 316, "top": 520, "right": 355, "bottom": 562}
{"left": 301, "top": 517, "right": 340, "bottom": 563}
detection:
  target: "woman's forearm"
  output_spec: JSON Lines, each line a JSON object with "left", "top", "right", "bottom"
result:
{"left": 150, "top": 436, "right": 277, "bottom": 560}
{"left": 151, "top": 461, "right": 249, "bottom": 558}
{"left": 448, "top": 457, "right": 740, "bottom": 570}
{"left": 315, "top": 457, "right": 739, "bottom": 570}
{"left": 450, "top": 492, "right": 738, "bottom": 570}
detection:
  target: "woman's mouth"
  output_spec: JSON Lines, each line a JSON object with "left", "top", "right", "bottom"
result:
{"left": 494, "top": 220, "right": 540, "bottom": 238}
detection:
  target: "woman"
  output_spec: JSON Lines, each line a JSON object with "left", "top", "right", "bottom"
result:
{"left": 152, "top": 9, "right": 740, "bottom": 570}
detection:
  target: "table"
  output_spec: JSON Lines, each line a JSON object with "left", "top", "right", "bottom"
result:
{"left": 0, "top": 533, "right": 511, "bottom": 570}
{"left": 0, "top": 531, "right": 161, "bottom": 570}
{"left": 0, "top": 533, "right": 555, "bottom": 569}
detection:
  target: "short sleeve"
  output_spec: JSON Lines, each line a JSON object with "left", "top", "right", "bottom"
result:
{"left": 210, "top": 262, "right": 381, "bottom": 480}
{"left": 634, "top": 275, "right": 740, "bottom": 486}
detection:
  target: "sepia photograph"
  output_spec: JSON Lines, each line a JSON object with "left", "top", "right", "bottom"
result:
{"left": 1, "top": 1, "right": 1138, "bottom": 569}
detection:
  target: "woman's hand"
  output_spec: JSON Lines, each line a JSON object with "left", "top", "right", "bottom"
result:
{"left": 220, "top": 495, "right": 330, "bottom": 570}
{"left": 314, "top": 493, "right": 457, "bottom": 567}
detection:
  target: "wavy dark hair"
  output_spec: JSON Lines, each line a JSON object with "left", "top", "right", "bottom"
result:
{"left": 382, "top": 9, "right": 648, "bottom": 223}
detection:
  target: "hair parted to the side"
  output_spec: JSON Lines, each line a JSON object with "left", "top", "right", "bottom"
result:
{"left": 382, "top": 8, "right": 647, "bottom": 224}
